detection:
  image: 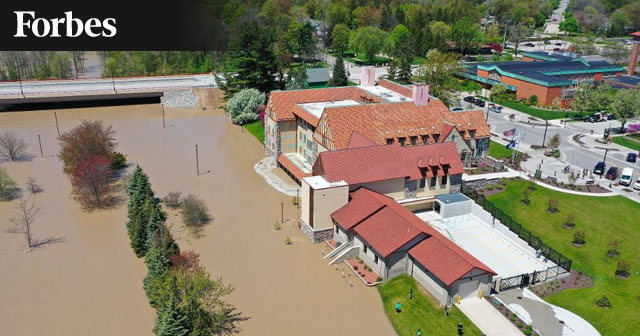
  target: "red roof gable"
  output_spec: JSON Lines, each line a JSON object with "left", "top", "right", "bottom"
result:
{"left": 409, "top": 238, "right": 494, "bottom": 286}
{"left": 347, "top": 132, "right": 377, "bottom": 148}
{"left": 314, "top": 142, "right": 464, "bottom": 185}
{"left": 331, "top": 188, "right": 496, "bottom": 284}
{"left": 331, "top": 188, "right": 385, "bottom": 230}
{"left": 278, "top": 154, "right": 311, "bottom": 181}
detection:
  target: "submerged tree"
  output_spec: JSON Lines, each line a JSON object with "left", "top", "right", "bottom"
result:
{"left": 0, "top": 131, "right": 29, "bottom": 161}
{"left": 0, "top": 167, "right": 19, "bottom": 201}
{"left": 58, "top": 120, "right": 117, "bottom": 175}
{"left": 10, "top": 198, "right": 41, "bottom": 248}
{"left": 71, "top": 155, "right": 119, "bottom": 210}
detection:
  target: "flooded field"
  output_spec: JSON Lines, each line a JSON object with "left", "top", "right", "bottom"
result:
{"left": 0, "top": 90, "right": 396, "bottom": 335}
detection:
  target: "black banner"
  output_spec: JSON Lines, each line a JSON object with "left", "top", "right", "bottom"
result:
{"left": 0, "top": 0, "right": 230, "bottom": 50}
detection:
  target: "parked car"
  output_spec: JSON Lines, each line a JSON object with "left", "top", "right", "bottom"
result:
{"left": 585, "top": 112, "right": 605, "bottom": 123}
{"left": 474, "top": 99, "right": 486, "bottom": 107}
{"left": 619, "top": 168, "right": 634, "bottom": 186}
{"left": 489, "top": 106, "right": 502, "bottom": 113}
{"left": 605, "top": 167, "right": 618, "bottom": 180}
{"left": 452, "top": 107, "right": 464, "bottom": 111}
{"left": 627, "top": 153, "right": 637, "bottom": 163}
{"left": 594, "top": 162, "right": 606, "bottom": 175}
{"left": 553, "top": 47, "right": 561, "bottom": 51}
{"left": 525, "top": 42, "right": 535, "bottom": 47}
{"left": 463, "top": 96, "right": 474, "bottom": 103}
{"left": 607, "top": 113, "right": 615, "bottom": 120}
{"left": 555, "top": 42, "right": 562, "bottom": 46}
{"left": 634, "top": 177, "right": 640, "bottom": 190}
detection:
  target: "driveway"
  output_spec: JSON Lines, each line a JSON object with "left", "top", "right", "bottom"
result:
{"left": 456, "top": 298, "right": 522, "bottom": 336}
{"left": 497, "top": 288, "right": 601, "bottom": 336}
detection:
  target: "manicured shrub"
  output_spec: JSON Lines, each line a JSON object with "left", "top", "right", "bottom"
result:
{"left": 180, "top": 194, "right": 211, "bottom": 236}
{"left": 607, "top": 240, "right": 620, "bottom": 258}
{"left": 376, "top": 276, "right": 383, "bottom": 282}
{"left": 595, "top": 295, "right": 611, "bottom": 308}
{"left": 616, "top": 260, "right": 631, "bottom": 278}
{"left": 573, "top": 229, "right": 586, "bottom": 246}
{"left": 547, "top": 199, "right": 559, "bottom": 213}
{"left": 521, "top": 189, "right": 531, "bottom": 205}
{"left": 285, "top": 235, "right": 292, "bottom": 245}
{"left": 273, "top": 221, "right": 281, "bottom": 230}
{"left": 564, "top": 214, "right": 575, "bottom": 228}
{"left": 110, "top": 151, "right": 127, "bottom": 170}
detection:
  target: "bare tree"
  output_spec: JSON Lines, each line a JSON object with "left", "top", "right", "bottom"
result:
{"left": 10, "top": 198, "right": 41, "bottom": 248}
{"left": 26, "top": 177, "right": 41, "bottom": 194}
{"left": 70, "top": 51, "right": 85, "bottom": 79}
{"left": 0, "top": 131, "right": 29, "bottom": 161}
{"left": 547, "top": 133, "right": 561, "bottom": 150}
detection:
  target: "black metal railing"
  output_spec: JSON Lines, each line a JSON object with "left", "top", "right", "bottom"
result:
{"left": 461, "top": 183, "right": 572, "bottom": 275}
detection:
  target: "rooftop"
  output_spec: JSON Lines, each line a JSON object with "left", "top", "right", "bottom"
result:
{"left": 331, "top": 188, "right": 495, "bottom": 284}
{"left": 436, "top": 193, "right": 472, "bottom": 204}
{"left": 305, "top": 68, "right": 331, "bottom": 84}
{"left": 314, "top": 141, "right": 464, "bottom": 185}
{"left": 303, "top": 175, "right": 347, "bottom": 190}
{"left": 359, "top": 85, "right": 413, "bottom": 103}
{"left": 298, "top": 99, "right": 359, "bottom": 119}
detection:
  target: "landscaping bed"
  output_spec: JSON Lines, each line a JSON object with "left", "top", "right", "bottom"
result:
{"left": 494, "top": 99, "right": 582, "bottom": 120}
{"left": 487, "top": 180, "right": 640, "bottom": 335}
{"left": 487, "top": 297, "right": 538, "bottom": 335}
{"left": 378, "top": 275, "right": 483, "bottom": 336}
{"left": 612, "top": 135, "right": 640, "bottom": 151}
{"left": 529, "top": 269, "right": 593, "bottom": 298}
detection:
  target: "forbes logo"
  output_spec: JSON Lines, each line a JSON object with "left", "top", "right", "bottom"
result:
{"left": 14, "top": 11, "right": 116, "bottom": 37}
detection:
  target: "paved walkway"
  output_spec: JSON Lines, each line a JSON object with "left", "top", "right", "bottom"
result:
{"left": 456, "top": 298, "right": 522, "bottom": 336}
{"left": 254, "top": 157, "right": 299, "bottom": 197}
{"left": 497, "top": 289, "right": 600, "bottom": 336}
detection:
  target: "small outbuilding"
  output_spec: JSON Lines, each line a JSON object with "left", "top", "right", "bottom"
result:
{"left": 305, "top": 68, "right": 331, "bottom": 87}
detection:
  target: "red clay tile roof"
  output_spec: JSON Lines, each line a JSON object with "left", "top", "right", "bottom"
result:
{"left": 266, "top": 87, "right": 382, "bottom": 126}
{"left": 355, "top": 206, "right": 425, "bottom": 257}
{"left": 378, "top": 79, "right": 413, "bottom": 97}
{"left": 331, "top": 188, "right": 495, "bottom": 283}
{"left": 347, "top": 132, "right": 377, "bottom": 148}
{"left": 409, "top": 238, "right": 495, "bottom": 286}
{"left": 313, "top": 142, "right": 464, "bottom": 185}
{"left": 316, "top": 101, "right": 489, "bottom": 150}
{"left": 331, "top": 188, "right": 386, "bottom": 230}
{"left": 277, "top": 154, "right": 311, "bottom": 181}
{"left": 632, "top": 31, "right": 640, "bottom": 36}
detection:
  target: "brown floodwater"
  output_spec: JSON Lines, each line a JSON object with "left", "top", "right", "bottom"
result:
{"left": 0, "top": 90, "right": 396, "bottom": 335}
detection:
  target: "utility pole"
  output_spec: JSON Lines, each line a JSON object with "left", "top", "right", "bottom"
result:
{"left": 602, "top": 148, "right": 610, "bottom": 164}
{"left": 281, "top": 202, "right": 284, "bottom": 223}
{"left": 17, "top": 65, "right": 25, "bottom": 98}
{"left": 296, "top": 189, "right": 300, "bottom": 209}
{"left": 542, "top": 120, "right": 549, "bottom": 147}
{"left": 37, "top": 134, "right": 43, "bottom": 158}
{"left": 195, "top": 144, "right": 200, "bottom": 176}
{"left": 54, "top": 111, "right": 60, "bottom": 136}
{"left": 484, "top": 88, "right": 490, "bottom": 122}
{"left": 161, "top": 104, "right": 166, "bottom": 128}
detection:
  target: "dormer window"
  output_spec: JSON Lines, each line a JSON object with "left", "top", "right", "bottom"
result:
{"left": 387, "top": 138, "right": 394, "bottom": 145}
{"left": 434, "top": 134, "right": 440, "bottom": 143}
{"left": 410, "top": 136, "right": 417, "bottom": 146}
{"left": 470, "top": 130, "right": 476, "bottom": 139}
{"left": 421, "top": 135, "right": 428, "bottom": 144}
{"left": 399, "top": 137, "right": 406, "bottom": 147}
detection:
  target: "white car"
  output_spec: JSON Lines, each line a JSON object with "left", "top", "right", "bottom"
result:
{"left": 620, "top": 168, "right": 633, "bottom": 186}
{"left": 634, "top": 177, "right": 640, "bottom": 191}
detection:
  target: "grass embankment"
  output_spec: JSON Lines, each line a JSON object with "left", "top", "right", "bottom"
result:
{"left": 488, "top": 140, "right": 520, "bottom": 160}
{"left": 378, "top": 275, "right": 482, "bottom": 336}
{"left": 495, "top": 99, "right": 582, "bottom": 120}
{"left": 612, "top": 135, "right": 640, "bottom": 151}
{"left": 243, "top": 120, "right": 264, "bottom": 143}
{"left": 488, "top": 180, "right": 640, "bottom": 335}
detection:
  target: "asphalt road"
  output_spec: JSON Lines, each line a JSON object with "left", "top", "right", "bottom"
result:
{"left": 485, "top": 104, "right": 640, "bottom": 178}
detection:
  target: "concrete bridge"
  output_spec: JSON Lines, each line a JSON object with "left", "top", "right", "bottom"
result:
{"left": 0, "top": 74, "right": 217, "bottom": 108}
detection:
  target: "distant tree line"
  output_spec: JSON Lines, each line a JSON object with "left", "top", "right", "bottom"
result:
{"left": 102, "top": 51, "right": 218, "bottom": 77}
{"left": 126, "top": 166, "right": 246, "bottom": 335}
{"left": 0, "top": 51, "right": 75, "bottom": 81}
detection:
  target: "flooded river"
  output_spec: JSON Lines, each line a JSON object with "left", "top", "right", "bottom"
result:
{"left": 0, "top": 90, "right": 396, "bottom": 335}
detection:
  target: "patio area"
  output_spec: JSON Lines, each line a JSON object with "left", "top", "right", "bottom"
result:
{"left": 416, "top": 211, "right": 554, "bottom": 279}
{"left": 346, "top": 258, "right": 381, "bottom": 286}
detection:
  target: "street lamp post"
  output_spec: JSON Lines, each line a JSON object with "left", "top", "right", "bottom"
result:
{"left": 37, "top": 134, "right": 43, "bottom": 158}
{"left": 17, "top": 66, "right": 25, "bottom": 98}
{"left": 542, "top": 120, "right": 549, "bottom": 147}
{"left": 195, "top": 144, "right": 200, "bottom": 176}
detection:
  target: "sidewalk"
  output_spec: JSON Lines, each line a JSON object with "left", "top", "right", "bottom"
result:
{"left": 497, "top": 288, "right": 600, "bottom": 336}
{"left": 456, "top": 298, "right": 522, "bottom": 336}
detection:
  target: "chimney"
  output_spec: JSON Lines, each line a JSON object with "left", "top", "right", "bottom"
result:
{"left": 412, "top": 84, "right": 429, "bottom": 106}
{"left": 628, "top": 33, "right": 640, "bottom": 75}
{"left": 360, "top": 66, "right": 376, "bottom": 86}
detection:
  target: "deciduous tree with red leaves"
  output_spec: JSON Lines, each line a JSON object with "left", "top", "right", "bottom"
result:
{"left": 71, "top": 155, "right": 119, "bottom": 209}
{"left": 58, "top": 120, "right": 117, "bottom": 176}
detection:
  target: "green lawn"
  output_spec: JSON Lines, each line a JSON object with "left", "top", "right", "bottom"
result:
{"left": 488, "top": 140, "right": 520, "bottom": 159}
{"left": 243, "top": 120, "right": 264, "bottom": 143}
{"left": 488, "top": 180, "right": 640, "bottom": 335}
{"left": 495, "top": 99, "right": 583, "bottom": 120}
{"left": 378, "top": 275, "right": 483, "bottom": 336}
{"left": 612, "top": 135, "right": 640, "bottom": 151}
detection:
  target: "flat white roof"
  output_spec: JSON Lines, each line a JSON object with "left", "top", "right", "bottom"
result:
{"left": 358, "top": 85, "right": 412, "bottom": 103}
{"left": 298, "top": 100, "right": 360, "bottom": 119}
{"left": 303, "top": 175, "right": 348, "bottom": 189}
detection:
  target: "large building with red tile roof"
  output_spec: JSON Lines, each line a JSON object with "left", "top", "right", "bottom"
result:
{"left": 300, "top": 141, "right": 465, "bottom": 242}
{"left": 330, "top": 188, "right": 495, "bottom": 305}
{"left": 263, "top": 72, "right": 491, "bottom": 183}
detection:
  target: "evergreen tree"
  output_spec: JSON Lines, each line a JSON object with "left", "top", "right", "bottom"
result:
{"left": 395, "top": 56, "right": 412, "bottom": 84}
{"left": 146, "top": 202, "right": 166, "bottom": 250}
{"left": 330, "top": 55, "right": 349, "bottom": 87}
{"left": 386, "top": 61, "right": 397, "bottom": 81}
{"left": 155, "top": 294, "right": 189, "bottom": 336}
{"left": 132, "top": 196, "right": 154, "bottom": 257}
{"left": 144, "top": 230, "right": 172, "bottom": 302}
